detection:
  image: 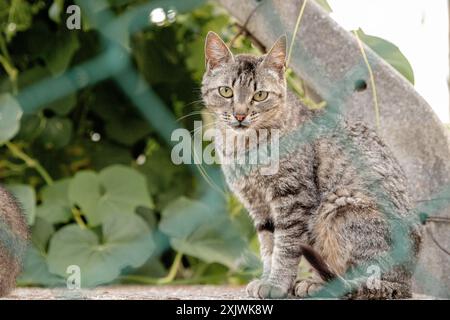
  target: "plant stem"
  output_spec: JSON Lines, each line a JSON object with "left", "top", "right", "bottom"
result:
{"left": 287, "top": 72, "right": 305, "bottom": 97}
{"left": 0, "top": 36, "right": 18, "bottom": 94}
{"left": 287, "top": 0, "right": 309, "bottom": 67}
{"left": 0, "top": 159, "right": 28, "bottom": 171}
{"left": 157, "top": 252, "right": 183, "bottom": 284}
{"left": 118, "top": 275, "right": 160, "bottom": 284}
{"left": 353, "top": 30, "right": 380, "bottom": 130}
{"left": 119, "top": 252, "right": 185, "bottom": 285}
{"left": 71, "top": 207, "right": 87, "bottom": 229}
{"left": 119, "top": 274, "right": 224, "bottom": 286}
{"left": 5, "top": 142, "right": 54, "bottom": 185}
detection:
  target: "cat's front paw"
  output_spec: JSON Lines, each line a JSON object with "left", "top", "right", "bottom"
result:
{"left": 246, "top": 279, "right": 288, "bottom": 299}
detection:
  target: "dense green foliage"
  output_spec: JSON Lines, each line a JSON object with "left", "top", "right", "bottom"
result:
{"left": 0, "top": 0, "right": 414, "bottom": 288}
{"left": 0, "top": 0, "right": 264, "bottom": 288}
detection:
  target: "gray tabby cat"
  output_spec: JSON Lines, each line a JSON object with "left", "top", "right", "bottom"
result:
{"left": 201, "top": 31, "right": 422, "bottom": 299}
{"left": 0, "top": 186, "right": 29, "bottom": 296}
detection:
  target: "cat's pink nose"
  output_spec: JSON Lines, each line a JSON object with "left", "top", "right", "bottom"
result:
{"left": 234, "top": 113, "right": 247, "bottom": 122}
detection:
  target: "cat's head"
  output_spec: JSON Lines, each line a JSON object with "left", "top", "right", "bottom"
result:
{"left": 201, "top": 31, "right": 287, "bottom": 132}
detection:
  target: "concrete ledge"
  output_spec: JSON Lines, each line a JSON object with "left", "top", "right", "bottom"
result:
{"left": 1, "top": 286, "right": 437, "bottom": 300}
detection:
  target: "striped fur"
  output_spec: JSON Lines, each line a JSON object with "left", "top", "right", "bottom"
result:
{"left": 202, "top": 32, "right": 422, "bottom": 299}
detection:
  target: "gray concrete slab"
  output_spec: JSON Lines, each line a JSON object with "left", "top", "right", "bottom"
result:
{"left": 1, "top": 285, "right": 436, "bottom": 300}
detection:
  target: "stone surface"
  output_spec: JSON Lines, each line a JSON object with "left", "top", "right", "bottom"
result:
{"left": 1, "top": 286, "right": 436, "bottom": 300}
{"left": 216, "top": 0, "right": 450, "bottom": 298}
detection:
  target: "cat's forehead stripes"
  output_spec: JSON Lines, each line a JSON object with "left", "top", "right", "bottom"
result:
{"left": 236, "top": 57, "right": 257, "bottom": 75}
{"left": 233, "top": 55, "right": 263, "bottom": 89}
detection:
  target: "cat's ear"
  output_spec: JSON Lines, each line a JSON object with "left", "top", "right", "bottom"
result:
{"left": 262, "top": 35, "right": 287, "bottom": 73}
{"left": 205, "top": 31, "right": 234, "bottom": 70}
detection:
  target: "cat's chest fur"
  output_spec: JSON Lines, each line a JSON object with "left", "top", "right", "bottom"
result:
{"left": 219, "top": 141, "right": 320, "bottom": 218}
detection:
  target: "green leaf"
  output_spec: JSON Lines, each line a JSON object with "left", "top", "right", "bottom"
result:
{"left": 6, "top": 184, "right": 36, "bottom": 225}
{"left": 16, "top": 114, "right": 44, "bottom": 141}
{"left": 17, "top": 245, "right": 64, "bottom": 287}
{"left": 0, "top": 93, "right": 23, "bottom": 143}
{"left": 68, "top": 171, "right": 99, "bottom": 221}
{"left": 1, "top": 0, "right": 45, "bottom": 41}
{"left": 185, "top": 36, "right": 207, "bottom": 81}
{"left": 91, "top": 86, "right": 152, "bottom": 146}
{"left": 82, "top": 140, "right": 134, "bottom": 170}
{"left": 44, "top": 30, "right": 80, "bottom": 75}
{"left": 4, "top": 0, "right": 33, "bottom": 41}
{"left": 137, "top": 146, "right": 192, "bottom": 210}
{"left": 47, "top": 212, "right": 155, "bottom": 287}
{"left": 36, "top": 179, "right": 73, "bottom": 224}
{"left": 44, "top": 93, "right": 77, "bottom": 116}
{"left": 129, "top": 258, "right": 167, "bottom": 278}
{"left": 355, "top": 29, "right": 415, "bottom": 84}
{"left": 160, "top": 197, "right": 259, "bottom": 270}
{"left": 48, "top": 0, "right": 65, "bottom": 24}
{"left": 38, "top": 117, "right": 73, "bottom": 149}
{"left": 31, "top": 217, "right": 55, "bottom": 253}
{"left": 184, "top": 9, "right": 229, "bottom": 81}
{"left": 131, "top": 27, "right": 183, "bottom": 85}
{"left": 17, "top": 65, "right": 52, "bottom": 89}
{"left": 135, "top": 206, "right": 157, "bottom": 230}
{"left": 68, "top": 165, "right": 154, "bottom": 226}
{"left": 315, "top": 0, "right": 332, "bottom": 13}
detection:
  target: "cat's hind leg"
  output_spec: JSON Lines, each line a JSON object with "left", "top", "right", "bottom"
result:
{"left": 293, "top": 276, "right": 411, "bottom": 299}
{"left": 300, "top": 191, "right": 414, "bottom": 299}
{"left": 293, "top": 277, "right": 325, "bottom": 298}
{"left": 346, "top": 279, "right": 412, "bottom": 299}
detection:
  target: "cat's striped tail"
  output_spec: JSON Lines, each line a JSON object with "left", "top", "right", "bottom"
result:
{"left": 300, "top": 244, "right": 337, "bottom": 282}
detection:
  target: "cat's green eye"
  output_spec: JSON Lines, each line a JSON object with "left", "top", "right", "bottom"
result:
{"left": 219, "top": 86, "right": 233, "bottom": 98}
{"left": 253, "top": 91, "right": 269, "bottom": 102}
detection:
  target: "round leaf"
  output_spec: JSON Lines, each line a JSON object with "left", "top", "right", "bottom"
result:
{"left": 0, "top": 93, "right": 23, "bottom": 143}
{"left": 36, "top": 179, "right": 73, "bottom": 224}
{"left": 67, "top": 171, "right": 100, "bottom": 224}
{"left": 16, "top": 114, "right": 44, "bottom": 141}
{"left": 69, "top": 165, "right": 154, "bottom": 226}
{"left": 44, "top": 93, "right": 77, "bottom": 116}
{"left": 17, "top": 245, "right": 64, "bottom": 287}
{"left": 44, "top": 31, "right": 80, "bottom": 75}
{"left": 38, "top": 117, "right": 73, "bottom": 149}
{"left": 355, "top": 29, "right": 415, "bottom": 84}
{"left": 31, "top": 217, "right": 55, "bottom": 253}
{"left": 160, "top": 197, "right": 259, "bottom": 270}
{"left": 47, "top": 212, "right": 154, "bottom": 287}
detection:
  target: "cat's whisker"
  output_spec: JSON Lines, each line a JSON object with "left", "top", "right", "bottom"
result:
{"left": 189, "top": 121, "right": 217, "bottom": 135}
{"left": 190, "top": 133, "right": 227, "bottom": 198}
{"left": 177, "top": 111, "right": 209, "bottom": 122}
{"left": 176, "top": 110, "right": 216, "bottom": 122}
{"left": 183, "top": 99, "right": 205, "bottom": 108}
{"left": 177, "top": 111, "right": 203, "bottom": 118}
